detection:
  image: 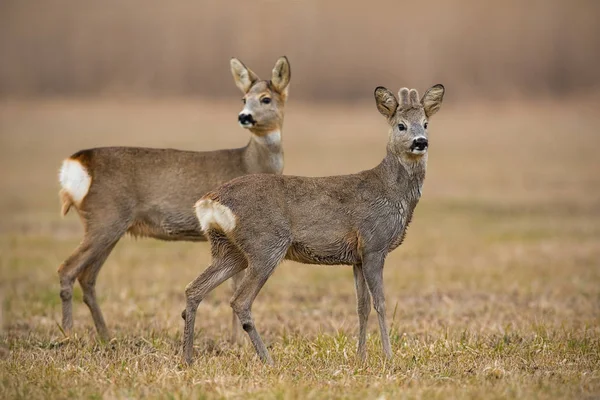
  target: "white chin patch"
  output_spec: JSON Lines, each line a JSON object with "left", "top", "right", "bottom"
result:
{"left": 59, "top": 159, "right": 91, "bottom": 204}
{"left": 239, "top": 121, "right": 253, "bottom": 129}
{"left": 410, "top": 149, "right": 427, "bottom": 155}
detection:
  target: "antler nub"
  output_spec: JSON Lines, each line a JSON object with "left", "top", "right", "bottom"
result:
{"left": 409, "top": 89, "right": 420, "bottom": 107}
{"left": 398, "top": 88, "right": 410, "bottom": 107}
{"left": 398, "top": 88, "right": 421, "bottom": 108}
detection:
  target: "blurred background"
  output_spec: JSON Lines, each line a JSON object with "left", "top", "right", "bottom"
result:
{"left": 1, "top": 0, "right": 599, "bottom": 100}
{"left": 1, "top": 2, "right": 600, "bottom": 393}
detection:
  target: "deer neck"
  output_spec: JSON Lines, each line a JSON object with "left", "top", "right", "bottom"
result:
{"left": 243, "top": 130, "right": 284, "bottom": 174}
{"left": 375, "top": 149, "right": 427, "bottom": 205}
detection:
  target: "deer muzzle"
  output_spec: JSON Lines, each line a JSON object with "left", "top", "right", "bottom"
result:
{"left": 410, "top": 137, "right": 428, "bottom": 154}
{"left": 238, "top": 113, "right": 256, "bottom": 127}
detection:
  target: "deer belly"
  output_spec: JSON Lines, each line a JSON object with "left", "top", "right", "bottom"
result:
{"left": 285, "top": 235, "right": 360, "bottom": 266}
{"left": 127, "top": 212, "right": 205, "bottom": 242}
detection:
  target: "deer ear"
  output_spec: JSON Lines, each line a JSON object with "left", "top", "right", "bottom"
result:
{"left": 271, "top": 56, "right": 291, "bottom": 95}
{"left": 374, "top": 86, "right": 398, "bottom": 119}
{"left": 421, "top": 84, "right": 445, "bottom": 118}
{"left": 230, "top": 58, "right": 259, "bottom": 94}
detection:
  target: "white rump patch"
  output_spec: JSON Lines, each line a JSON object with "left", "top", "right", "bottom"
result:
{"left": 195, "top": 199, "right": 237, "bottom": 233}
{"left": 59, "top": 159, "right": 91, "bottom": 204}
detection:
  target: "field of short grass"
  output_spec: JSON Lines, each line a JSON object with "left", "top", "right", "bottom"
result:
{"left": 1, "top": 98, "right": 599, "bottom": 399}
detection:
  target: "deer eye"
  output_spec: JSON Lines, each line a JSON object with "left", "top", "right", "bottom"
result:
{"left": 242, "top": 98, "right": 246, "bottom": 104}
{"left": 261, "top": 97, "right": 272, "bottom": 105}
{"left": 398, "top": 123, "right": 407, "bottom": 131}
{"left": 424, "top": 122, "right": 428, "bottom": 129}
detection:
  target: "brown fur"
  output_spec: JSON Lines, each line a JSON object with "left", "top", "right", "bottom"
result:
{"left": 57, "top": 57, "right": 291, "bottom": 340}
{"left": 182, "top": 84, "right": 445, "bottom": 365}
{"left": 59, "top": 189, "right": 73, "bottom": 216}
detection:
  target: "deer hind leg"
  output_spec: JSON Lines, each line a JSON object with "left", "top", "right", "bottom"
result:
{"left": 76, "top": 238, "right": 119, "bottom": 340}
{"left": 58, "top": 241, "right": 91, "bottom": 336}
{"left": 182, "top": 232, "right": 247, "bottom": 365}
{"left": 58, "top": 221, "right": 125, "bottom": 338}
{"left": 229, "top": 245, "right": 287, "bottom": 365}
{"left": 229, "top": 269, "right": 246, "bottom": 344}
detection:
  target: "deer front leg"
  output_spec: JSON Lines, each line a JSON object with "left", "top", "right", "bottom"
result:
{"left": 353, "top": 263, "right": 371, "bottom": 362}
{"left": 361, "top": 252, "right": 392, "bottom": 360}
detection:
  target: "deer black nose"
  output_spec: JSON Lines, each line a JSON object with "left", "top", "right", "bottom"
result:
{"left": 238, "top": 113, "right": 255, "bottom": 126}
{"left": 411, "top": 137, "right": 428, "bottom": 152}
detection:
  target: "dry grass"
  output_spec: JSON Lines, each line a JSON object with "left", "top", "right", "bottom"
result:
{"left": 0, "top": 97, "right": 599, "bottom": 399}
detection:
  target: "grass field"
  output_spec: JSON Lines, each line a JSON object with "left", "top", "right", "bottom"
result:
{"left": 0, "top": 97, "right": 599, "bottom": 399}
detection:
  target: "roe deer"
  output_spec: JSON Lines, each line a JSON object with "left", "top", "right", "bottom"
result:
{"left": 182, "top": 84, "right": 445, "bottom": 365}
{"left": 57, "top": 56, "right": 291, "bottom": 341}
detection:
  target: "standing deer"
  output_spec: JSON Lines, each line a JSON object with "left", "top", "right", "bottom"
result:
{"left": 182, "top": 84, "right": 445, "bottom": 365}
{"left": 57, "top": 56, "right": 291, "bottom": 341}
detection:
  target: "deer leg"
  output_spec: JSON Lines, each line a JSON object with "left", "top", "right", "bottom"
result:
{"left": 59, "top": 223, "right": 124, "bottom": 338}
{"left": 353, "top": 263, "right": 371, "bottom": 362}
{"left": 58, "top": 240, "right": 93, "bottom": 336}
{"left": 182, "top": 236, "right": 247, "bottom": 365}
{"left": 230, "top": 253, "right": 282, "bottom": 366}
{"left": 230, "top": 269, "right": 246, "bottom": 344}
{"left": 362, "top": 252, "right": 392, "bottom": 360}
{"left": 76, "top": 239, "right": 119, "bottom": 340}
